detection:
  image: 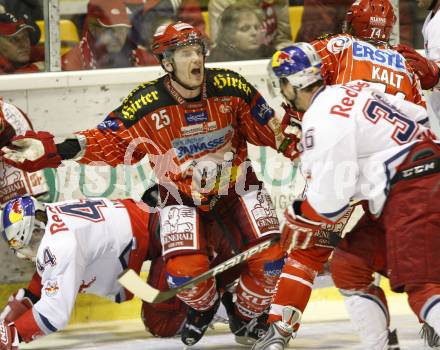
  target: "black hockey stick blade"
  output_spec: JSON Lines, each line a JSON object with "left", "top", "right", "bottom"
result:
{"left": 118, "top": 236, "right": 279, "bottom": 303}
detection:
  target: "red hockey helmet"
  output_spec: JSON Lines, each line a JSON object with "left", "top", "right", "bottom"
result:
{"left": 151, "top": 21, "right": 208, "bottom": 60}
{"left": 343, "top": 0, "right": 396, "bottom": 42}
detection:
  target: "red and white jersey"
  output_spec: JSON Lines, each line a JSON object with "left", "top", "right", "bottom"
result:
{"left": 0, "top": 101, "right": 47, "bottom": 203}
{"left": 312, "top": 34, "right": 426, "bottom": 108}
{"left": 75, "top": 69, "right": 286, "bottom": 201}
{"left": 300, "top": 80, "right": 430, "bottom": 219}
{"left": 28, "top": 198, "right": 150, "bottom": 335}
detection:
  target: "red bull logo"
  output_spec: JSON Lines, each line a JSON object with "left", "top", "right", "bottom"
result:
{"left": 272, "top": 51, "right": 294, "bottom": 68}
{"left": 8, "top": 199, "right": 23, "bottom": 224}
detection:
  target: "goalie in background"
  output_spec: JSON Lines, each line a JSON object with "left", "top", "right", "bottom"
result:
{"left": 0, "top": 193, "right": 189, "bottom": 349}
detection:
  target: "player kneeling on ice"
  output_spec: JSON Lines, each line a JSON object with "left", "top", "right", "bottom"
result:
{"left": 251, "top": 43, "right": 440, "bottom": 350}
{"left": 0, "top": 195, "right": 179, "bottom": 349}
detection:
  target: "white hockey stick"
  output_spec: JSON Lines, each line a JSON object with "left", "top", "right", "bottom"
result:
{"left": 118, "top": 236, "right": 279, "bottom": 303}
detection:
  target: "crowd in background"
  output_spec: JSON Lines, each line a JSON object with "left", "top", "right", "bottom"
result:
{"left": 0, "top": 0, "right": 430, "bottom": 74}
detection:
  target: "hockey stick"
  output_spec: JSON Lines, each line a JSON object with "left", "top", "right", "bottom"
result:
{"left": 118, "top": 236, "right": 279, "bottom": 303}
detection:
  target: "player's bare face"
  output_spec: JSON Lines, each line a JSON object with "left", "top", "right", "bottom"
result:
{"left": 172, "top": 44, "right": 205, "bottom": 89}
{"left": 234, "top": 13, "right": 262, "bottom": 51}
{"left": 280, "top": 78, "right": 310, "bottom": 112}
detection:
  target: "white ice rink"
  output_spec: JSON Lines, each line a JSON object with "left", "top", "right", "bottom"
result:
{"left": 20, "top": 297, "right": 431, "bottom": 350}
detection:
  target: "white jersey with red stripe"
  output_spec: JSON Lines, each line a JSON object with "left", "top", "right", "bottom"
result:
{"left": 300, "top": 80, "right": 430, "bottom": 220}
{"left": 422, "top": 9, "right": 440, "bottom": 119}
{"left": 31, "top": 198, "right": 135, "bottom": 334}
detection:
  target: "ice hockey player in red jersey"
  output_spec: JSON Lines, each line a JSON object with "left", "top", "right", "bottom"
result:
{"left": 253, "top": 42, "right": 440, "bottom": 350}
{"left": 0, "top": 22, "right": 298, "bottom": 346}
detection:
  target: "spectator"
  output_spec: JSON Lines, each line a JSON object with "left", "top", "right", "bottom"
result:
{"left": 61, "top": 0, "right": 147, "bottom": 71}
{"left": 208, "top": 0, "right": 293, "bottom": 50}
{"left": 208, "top": 4, "right": 274, "bottom": 62}
{"left": 0, "top": 12, "right": 44, "bottom": 74}
{"left": 127, "top": 0, "right": 206, "bottom": 49}
{"left": 0, "top": 0, "right": 42, "bottom": 45}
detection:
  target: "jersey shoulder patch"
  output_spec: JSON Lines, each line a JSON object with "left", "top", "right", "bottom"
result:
{"left": 206, "top": 68, "right": 256, "bottom": 102}
{"left": 115, "top": 76, "right": 175, "bottom": 127}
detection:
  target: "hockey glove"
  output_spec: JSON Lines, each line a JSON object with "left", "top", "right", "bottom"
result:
{"left": 278, "top": 104, "right": 303, "bottom": 160}
{"left": 0, "top": 289, "right": 34, "bottom": 323}
{"left": 1, "top": 131, "right": 62, "bottom": 172}
{"left": 281, "top": 103, "right": 303, "bottom": 140}
{"left": 280, "top": 200, "right": 322, "bottom": 252}
{"left": 395, "top": 44, "right": 440, "bottom": 89}
{"left": 0, "top": 321, "right": 19, "bottom": 350}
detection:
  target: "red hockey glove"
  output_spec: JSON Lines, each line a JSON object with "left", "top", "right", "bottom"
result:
{"left": 0, "top": 321, "right": 19, "bottom": 350}
{"left": 1, "top": 131, "right": 62, "bottom": 172}
{"left": 281, "top": 103, "right": 302, "bottom": 140}
{"left": 278, "top": 104, "right": 303, "bottom": 160}
{"left": 0, "top": 289, "right": 33, "bottom": 323}
{"left": 396, "top": 44, "right": 440, "bottom": 89}
{"left": 280, "top": 201, "right": 322, "bottom": 252}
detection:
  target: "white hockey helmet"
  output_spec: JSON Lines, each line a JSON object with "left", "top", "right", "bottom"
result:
{"left": 1, "top": 196, "right": 46, "bottom": 260}
{"left": 267, "top": 42, "right": 322, "bottom": 97}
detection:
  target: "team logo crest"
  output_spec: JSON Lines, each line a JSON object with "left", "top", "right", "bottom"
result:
{"left": 44, "top": 279, "right": 59, "bottom": 297}
{"left": 327, "top": 36, "right": 352, "bottom": 54}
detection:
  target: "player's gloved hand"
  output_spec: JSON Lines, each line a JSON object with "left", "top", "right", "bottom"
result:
{"left": 0, "top": 289, "right": 34, "bottom": 323}
{"left": 0, "top": 321, "right": 19, "bottom": 350}
{"left": 278, "top": 103, "right": 303, "bottom": 160}
{"left": 281, "top": 103, "right": 302, "bottom": 140}
{"left": 280, "top": 200, "right": 322, "bottom": 252}
{"left": 395, "top": 44, "right": 440, "bottom": 89}
{"left": 1, "top": 131, "right": 62, "bottom": 172}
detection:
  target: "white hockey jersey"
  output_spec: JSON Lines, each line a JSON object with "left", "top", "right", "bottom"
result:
{"left": 300, "top": 80, "right": 431, "bottom": 220}
{"left": 32, "top": 198, "right": 138, "bottom": 334}
{"left": 422, "top": 10, "right": 440, "bottom": 120}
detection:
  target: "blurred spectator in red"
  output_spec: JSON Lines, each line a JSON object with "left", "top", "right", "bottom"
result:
{"left": 127, "top": 0, "right": 205, "bottom": 51}
{"left": 295, "top": 0, "right": 352, "bottom": 41}
{"left": 0, "top": 12, "right": 44, "bottom": 74}
{"left": 208, "top": 4, "right": 274, "bottom": 62}
{"left": 0, "top": 0, "right": 42, "bottom": 46}
{"left": 296, "top": 0, "right": 415, "bottom": 45}
{"left": 209, "top": 0, "right": 293, "bottom": 50}
{"left": 61, "top": 0, "right": 147, "bottom": 70}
